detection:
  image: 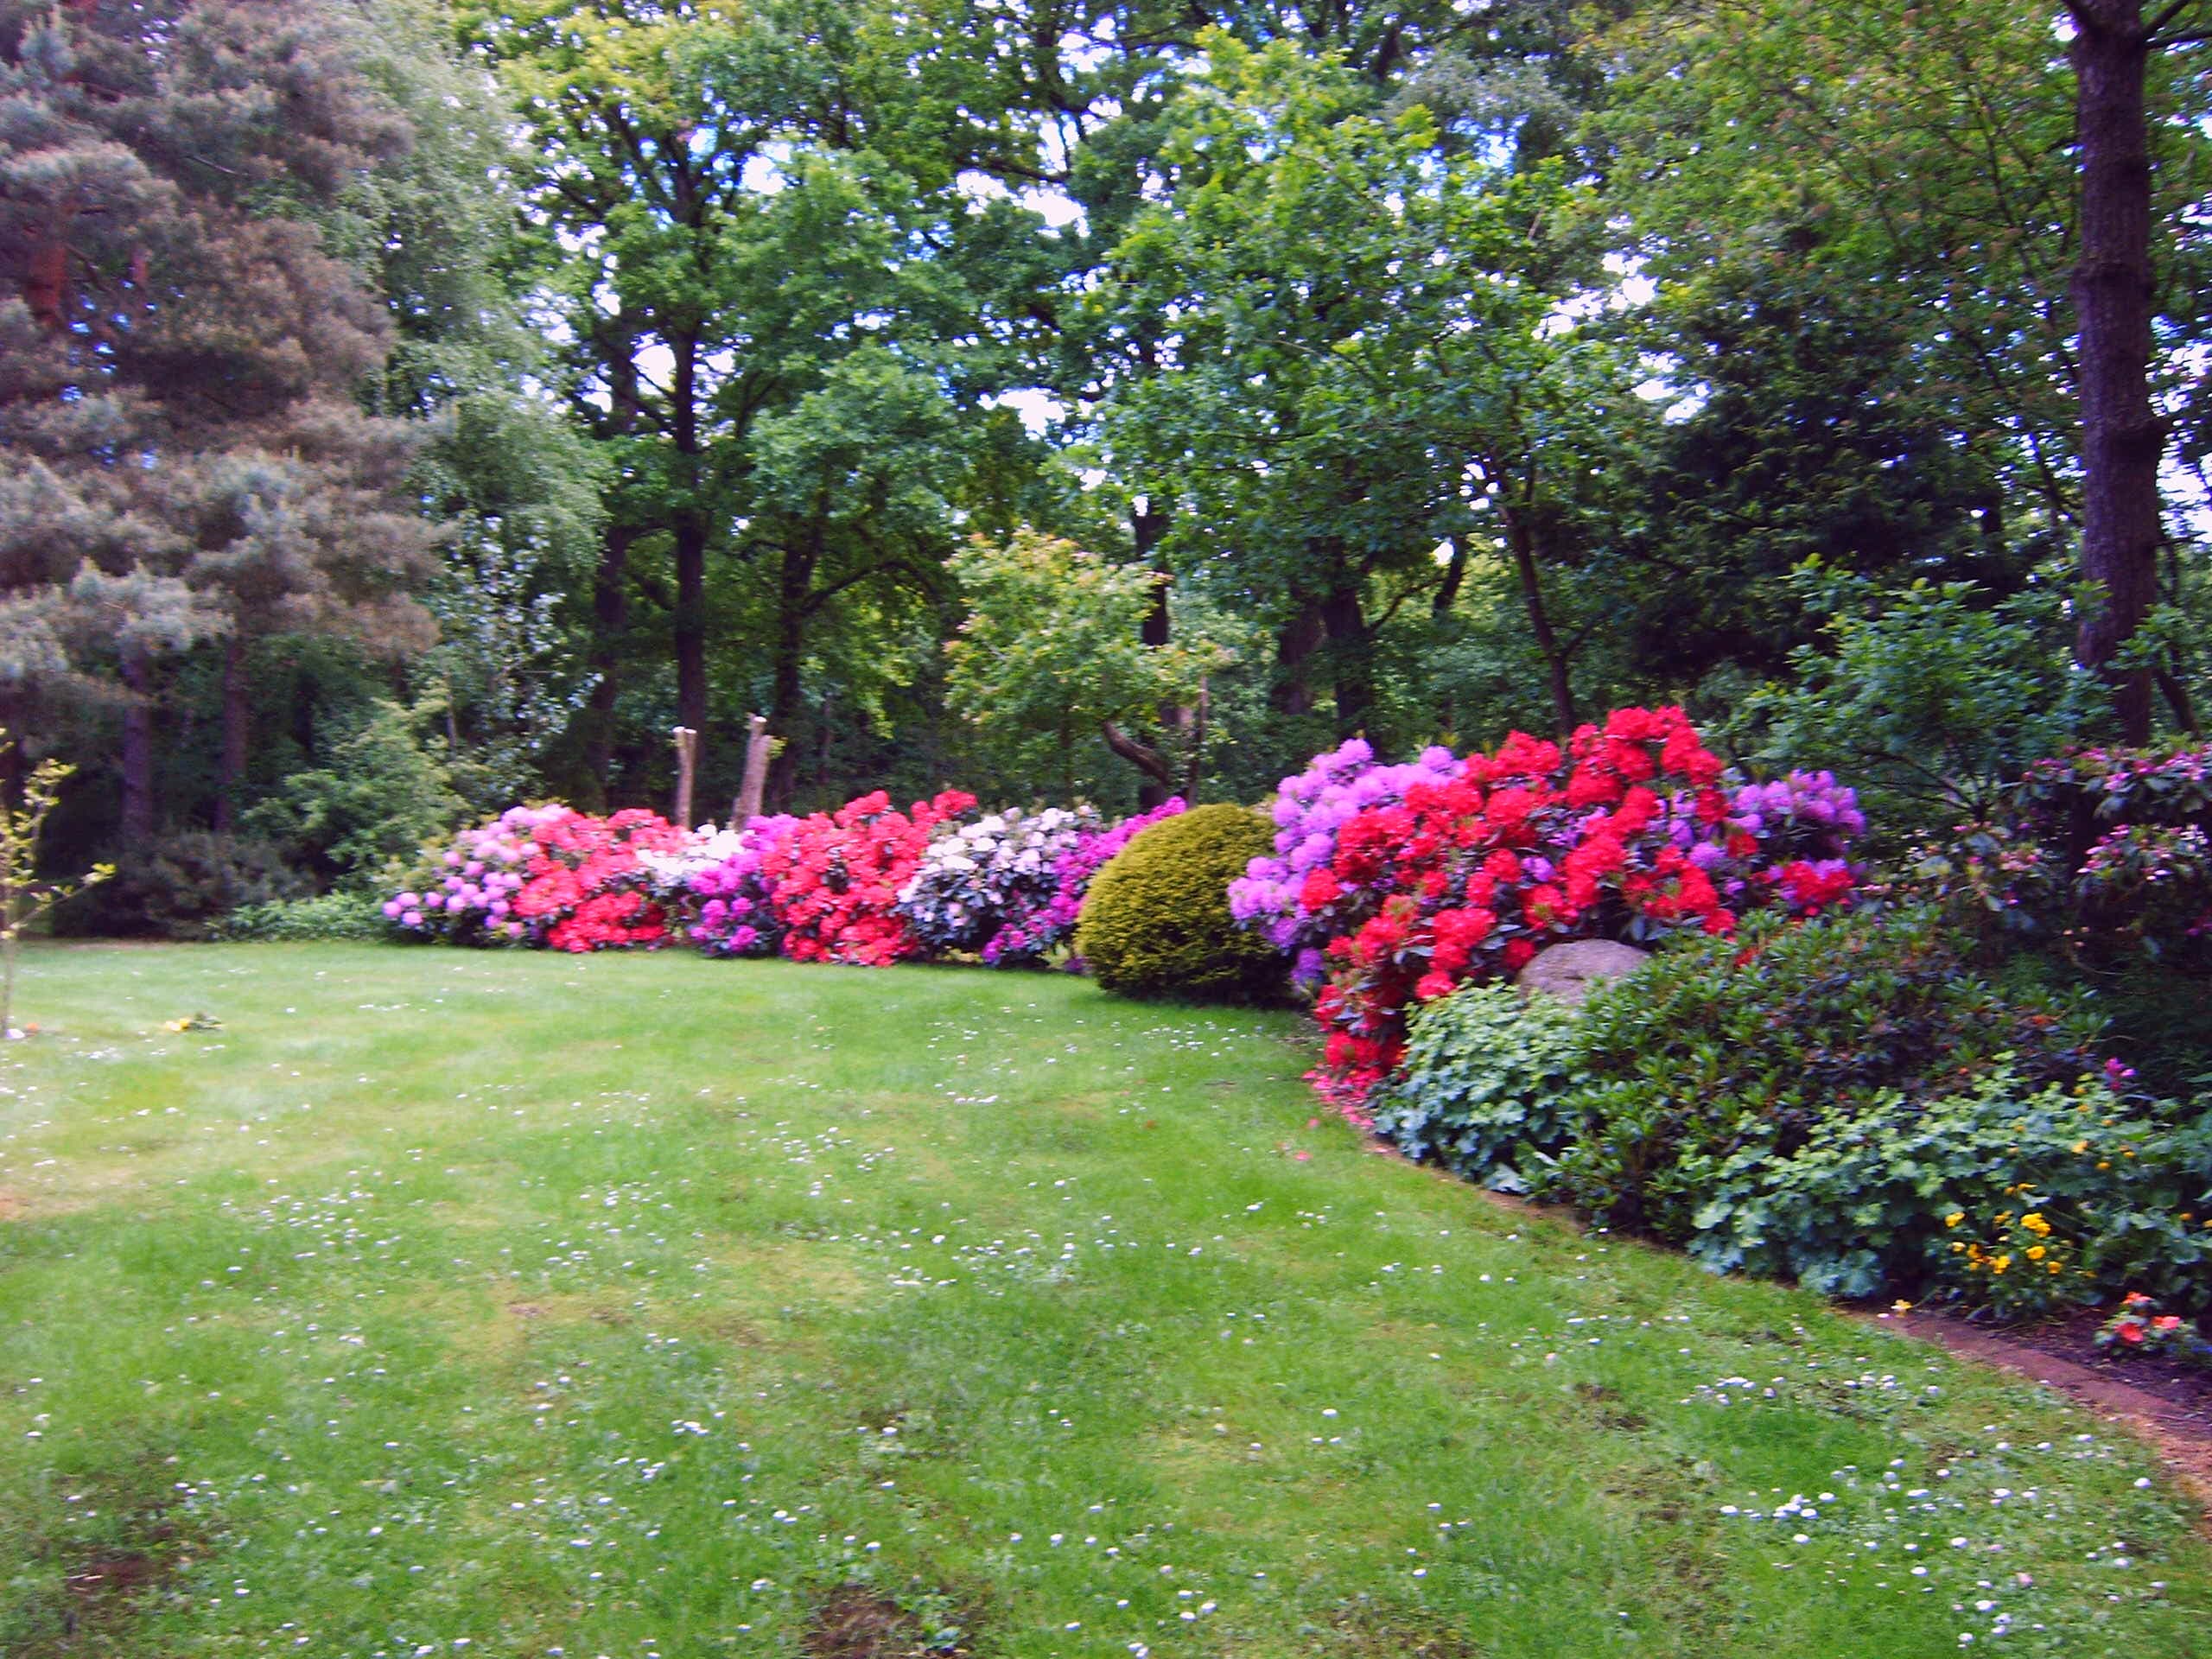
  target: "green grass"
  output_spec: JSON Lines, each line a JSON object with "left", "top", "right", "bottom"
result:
{"left": 0, "top": 943, "right": 2206, "bottom": 1658}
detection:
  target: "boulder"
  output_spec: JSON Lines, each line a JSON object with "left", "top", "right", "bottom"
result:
{"left": 1516, "top": 938, "right": 1650, "bottom": 1007}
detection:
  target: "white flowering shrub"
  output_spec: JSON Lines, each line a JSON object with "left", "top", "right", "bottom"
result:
{"left": 896, "top": 806, "right": 1100, "bottom": 965}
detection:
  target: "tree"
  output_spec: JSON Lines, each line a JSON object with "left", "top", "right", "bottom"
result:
{"left": 0, "top": 0, "right": 440, "bottom": 840}
{"left": 2063, "top": 0, "right": 2211, "bottom": 741}
{"left": 945, "top": 529, "right": 1236, "bottom": 798}
{"left": 1101, "top": 37, "right": 1637, "bottom": 743}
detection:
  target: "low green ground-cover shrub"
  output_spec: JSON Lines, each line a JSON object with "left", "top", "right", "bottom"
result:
{"left": 1376, "top": 907, "right": 2212, "bottom": 1317}
{"left": 215, "top": 891, "right": 389, "bottom": 942}
{"left": 1369, "top": 984, "right": 1584, "bottom": 1191}
{"left": 1548, "top": 906, "right": 2106, "bottom": 1241}
{"left": 1076, "top": 804, "right": 1285, "bottom": 1002}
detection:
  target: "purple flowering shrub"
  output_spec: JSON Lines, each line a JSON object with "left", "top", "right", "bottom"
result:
{"left": 1228, "top": 740, "right": 1459, "bottom": 985}
{"left": 688, "top": 816, "right": 799, "bottom": 957}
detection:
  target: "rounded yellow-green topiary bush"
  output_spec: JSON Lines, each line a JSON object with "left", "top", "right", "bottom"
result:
{"left": 1077, "top": 803, "right": 1286, "bottom": 1002}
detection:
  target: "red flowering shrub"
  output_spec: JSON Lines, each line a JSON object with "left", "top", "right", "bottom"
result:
{"left": 1296, "top": 709, "right": 1863, "bottom": 1111}
{"left": 761, "top": 790, "right": 977, "bottom": 965}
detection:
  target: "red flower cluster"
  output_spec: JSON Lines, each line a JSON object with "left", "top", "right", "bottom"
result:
{"left": 760, "top": 790, "right": 978, "bottom": 966}
{"left": 1304, "top": 709, "right": 1851, "bottom": 1108}
{"left": 508, "top": 807, "right": 690, "bottom": 953}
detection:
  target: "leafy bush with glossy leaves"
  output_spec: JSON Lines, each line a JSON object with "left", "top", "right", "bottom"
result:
{"left": 1541, "top": 906, "right": 2109, "bottom": 1243}
{"left": 1076, "top": 804, "right": 1285, "bottom": 1002}
{"left": 1368, "top": 984, "right": 1587, "bottom": 1192}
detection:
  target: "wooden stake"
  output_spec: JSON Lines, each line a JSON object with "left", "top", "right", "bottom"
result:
{"left": 734, "top": 714, "right": 771, "bottom": 823}
{"left": 671, "top": 725, "right": 699, "bottom": 829}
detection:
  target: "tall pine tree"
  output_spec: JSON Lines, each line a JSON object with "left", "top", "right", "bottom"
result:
{"left": 0, "top": 0, "right": 439, "bottom": 839}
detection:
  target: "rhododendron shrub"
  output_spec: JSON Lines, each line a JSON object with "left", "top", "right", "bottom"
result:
{"left": 896, "top": 806, "right": 1100, "bottom": 965}
{"left": 687, "top": 816, "right": 799, "bottom": 957}
{"left": 1251, "top": 710, "right": 1865, "bottom": 1109}
{"left": 385, "top": 805, "right": 694, "bottom": 952}
{"left": 761, "top": 791, "right": 976, "bottom": 966}
{"left": 1229, "top": 742, "right": 1459, "bottom": 986}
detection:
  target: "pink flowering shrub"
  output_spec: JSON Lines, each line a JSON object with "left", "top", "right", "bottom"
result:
{"left": 688, "top": 816, "right": 799, "bottom": 957}
{"left": 385, "top": 805, "right": 692, "bottom": 952}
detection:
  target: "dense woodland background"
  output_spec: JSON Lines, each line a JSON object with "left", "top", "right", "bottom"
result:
{"left": 7, "top": 0, "right": 2212, "bottom": 918}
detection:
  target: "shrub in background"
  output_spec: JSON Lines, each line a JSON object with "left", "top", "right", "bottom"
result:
{"left": 1369, "top": 984, "right": 1586, "bottom": 1186}
{"left": 1077, "top": 804, "right": 1284, "bottom": 1001}
{"left": 59, "top": 832, "right": 308, "bottom": 940}
{"left": 897, "top": 805, "right": 1100, "bottom": 964}
{"left": 385, "top": 804, "right": 690, "bottom": 951}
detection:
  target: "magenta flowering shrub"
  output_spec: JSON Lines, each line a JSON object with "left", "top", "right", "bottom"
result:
{"left": 1226, "top": 740, "right": 1468, "bottom": 985}
{"left": 1909, "top": 742, "right": 2212, "bottom": 973}
{"left": 687, "top": 816, "right": 799, "bottom": 957}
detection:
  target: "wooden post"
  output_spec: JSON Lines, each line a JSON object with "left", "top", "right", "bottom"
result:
{"left": 671, "top": 725, "right": 699, "bottom": 829}
{"left": 734, "top": 714, "right": 771, "bottom": 823}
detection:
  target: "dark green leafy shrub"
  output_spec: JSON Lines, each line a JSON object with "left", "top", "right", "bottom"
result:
{"left": 1369, "top": 985, "right": 1586, "bottom": 1191}
{"left": 1680, "top": 1070, "right": 2211, "bottom": 1316}
{"left": 1542, "top": 906, "right": 2105, "bottom": 1242}
{"left": 214, "top": 891, "right": 388, "bottom": 943}
{"left": 56, "top": 833, "right": 309, "bottom": 940}
{"left": 1076, "top": 804, "right": 1285, "bottom": 1002}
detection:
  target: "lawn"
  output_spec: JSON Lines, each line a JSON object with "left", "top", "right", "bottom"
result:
{"left": 0, "top": 944, "right": 2207, "bottom": 1658}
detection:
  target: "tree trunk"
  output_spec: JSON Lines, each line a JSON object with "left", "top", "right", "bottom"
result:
{"left": 2067, "top": 0, "right": 2165, "bottom": 743}
{"left": 1270, "top": 596, "right": 1325, "bottom": 718}
{"left": 582, "top": 524, "right": 634, "bottom": 807}
{"left": 671, "top": 335, "right": 710, "bottom": 736}
{"left": 214, "top": 633, "right": 248, "bottom": 835}
{"left": 766, "top": 537, "right": 817, "bottom": 810}
{"left": 1502, "top": 506, "right": 1578, "bottom": 738}
{"left": 1433, "top": 533, "right": 1471, "bottom": 620}
{"left": 1133, "top": 499, "right": 1182, "bottom": 809}
{"left": 1319, "top": 575, "right": 1373, "bottom": 739}
{"left": 1102, "top": 720, "right": 1179, "bottom": 793}
{"left": 119, "top": 644, "right": 155, "bottom": 844}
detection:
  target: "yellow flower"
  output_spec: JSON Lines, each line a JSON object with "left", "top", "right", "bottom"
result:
{"left": 2020, "top": 1211, "right": 2050, "bottom": 1236}
{"left": 2025, "top": 1244, "right": 2046, "bottom": 1261}
{"left": 1991, "top": 1254, "right": 2012, "bottom": 1274}
{"left": 1891, "top": 1300, "right": 1914, "bottom": 1314}
{"left": 1943, "top": 1211, "right": 1964, "bottom": 1228}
